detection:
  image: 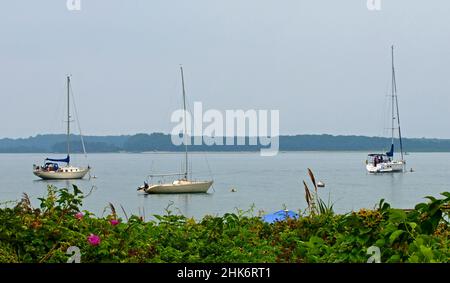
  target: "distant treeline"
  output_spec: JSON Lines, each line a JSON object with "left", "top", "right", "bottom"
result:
{"left": 1, "top": 133, "right": 450, "bottom": 153}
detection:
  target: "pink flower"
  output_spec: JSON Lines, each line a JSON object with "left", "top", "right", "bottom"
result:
{"left": 110, "top": 219, "right": 120, "bottom": 226}
{"left": 87, "top": 234, "right": 101, "bottom": 246}
{"left": 75, "top": 212, "right": 84, "bottom": 220}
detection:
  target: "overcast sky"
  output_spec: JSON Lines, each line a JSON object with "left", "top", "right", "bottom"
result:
{"left": 1, "top": 0, "right": 449, "bottom": 139}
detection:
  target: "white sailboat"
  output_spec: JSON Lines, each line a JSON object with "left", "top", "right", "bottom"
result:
{"left": 138, "top": 66, "right": 213, "bottom": 194}
{"left": 366, "top": 46, "right": 406, "bottom": 173}
{"left": 33, "top": 76, "right": 90, "bottom": 180}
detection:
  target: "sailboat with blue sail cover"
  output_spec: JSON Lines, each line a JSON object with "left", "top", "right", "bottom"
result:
{"left": 366, "top": 46, "right": 406, "bottom": 173}
{"left": 33, "top": 76, "right": 90, "bottom": 180}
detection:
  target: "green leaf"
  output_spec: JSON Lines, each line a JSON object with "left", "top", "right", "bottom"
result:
{"left": 419, "top": 245, "right": 434, "bottom": 261}
{"left": 358, "top": 227, "right": 372, "bottom": 235}
{"left": 420, "top": 220, "right": 433, "bottom": 235}
{"left": 389, "top": 230, "right": 404, "bottom": 244}
{"left": 389, "top": 209, "right": 407, "bottom": 223}
{"left": 408, "top": 255, "right": 419, "bottom": 263}
{"left": 73, "top": 185, "right": 82, "bottom": 196}
{"left": 378, "top": 199, "right": 390, "bottom": 212}
{"left": 425, "top": 196, "right": 438, "bottom": 203}
{"left": 387, "top": 254, "right": 401, "bottom": 263}
{"left": 375, "top": 239, "right": 386, "bottom": 247}
{"left": 414, "top": 203, "right": 428, "bottom": 211}
{"left": 440, "top": 192, "right": 450, "bottom": 199}
{"left": 408, "top": 222, "right": 417, "bottom": 231}
{"left": 308, "top": 236, "right": 324, "bottom": 245}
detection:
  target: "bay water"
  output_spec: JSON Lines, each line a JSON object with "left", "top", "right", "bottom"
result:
{"left": 1, "top": 152, "right": 449, "bottom": 219}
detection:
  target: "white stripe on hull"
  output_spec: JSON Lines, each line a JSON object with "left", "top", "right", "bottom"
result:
{"left": 33, "top": 168, "right": 89, "bottom": 180}
{"left": 143, "top": 181, "right": 213, "bottom": 194}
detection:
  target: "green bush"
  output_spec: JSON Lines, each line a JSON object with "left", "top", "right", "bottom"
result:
{"left": 0, "top": 185, "right": 448, "bottom": 263}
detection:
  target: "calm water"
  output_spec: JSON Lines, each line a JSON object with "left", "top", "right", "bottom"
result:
{"left": 1, "top": 152, "right": 449, "bottom": 219}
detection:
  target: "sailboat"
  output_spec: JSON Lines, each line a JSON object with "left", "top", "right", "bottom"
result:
{"left": 138, "top": 66, "right": 213, "bottom": 194}
{"left": 366, "top": 46, "right": 406, "bottom": 173}
{"left": 33, "top": 76, "right": 90, "bottom": 180}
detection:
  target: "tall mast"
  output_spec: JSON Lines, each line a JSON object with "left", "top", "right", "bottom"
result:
{"left": 391, "top": 46, "right": 404, "bottom": 162}
{"left": 391, "top": 46, "right": 395, "bottom": 149}
{"left": 67, "top": 75, "right": 71, "bottom": 165}
{"left": 180, "top": 66, "right": 188, "bottom": 179}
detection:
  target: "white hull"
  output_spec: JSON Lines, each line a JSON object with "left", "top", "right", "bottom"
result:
{"left": 33, "top": 167, "right": 89, "bottom": 180}
{"left": 140, "top": 180, "right": 213, "bottom": 194}
{"left": 366, "top": 160, "right": 405, "bottom": 173}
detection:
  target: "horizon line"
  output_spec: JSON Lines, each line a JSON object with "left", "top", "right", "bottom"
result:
{"left": 1, "top": 132, "right": 450, "bottom": 141}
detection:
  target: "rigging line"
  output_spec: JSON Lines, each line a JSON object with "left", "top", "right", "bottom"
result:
{"left": 70, "top": 81, "right": 93, "bottom": 179}
{"left": 391, "top": 48, "right": 396, "bottom": 148}
{"left": 69, "top": 81, "right": 88, "bottom": 161}
{"left": 181, "top": 71, "right": 215, "bottom": 189}
{"left": 392, "top": 54, "right": 404, "bottom": 162}
{"left": 181, "top": 67, "right": 194, "bottom": 179}
{"left": 381, "top": 81, "right": 390, "bottom": 138}
{"left": 180, "top": 66, "right": 189, "bottom": 179}
{"left": 179, "top": 69, "right": 215, "bottom": 192}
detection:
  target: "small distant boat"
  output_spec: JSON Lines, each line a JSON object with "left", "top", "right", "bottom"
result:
{"left": 317, "top": 181, "right": 325, "bottom": 188}
{"left": 366, "top": 46, "right": 406, "bottom": 174}
{"left": 33, "top": 76, "right": 90, "bottom": 180}
{"left": 138, "top": 66, "right": 213, "bottom": 194}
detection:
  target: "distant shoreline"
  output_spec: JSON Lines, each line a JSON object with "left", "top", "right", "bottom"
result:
{"left": 1, "top": 150, "right": 450, "bottom": 154}
{"left": 2, "top": 133, "right": 450, "bottom": 153}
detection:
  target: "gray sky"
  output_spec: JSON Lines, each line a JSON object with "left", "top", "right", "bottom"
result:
{"left": 1, "top": 0, "right": 450, "bottom": 139}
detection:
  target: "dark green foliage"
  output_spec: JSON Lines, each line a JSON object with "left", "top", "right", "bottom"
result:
{"left": 0, "top": 186, "right": 448, "bottom": 263}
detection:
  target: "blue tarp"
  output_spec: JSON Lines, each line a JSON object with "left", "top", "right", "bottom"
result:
{"left": 262, "top": 210, "right": 299, "bottom": 224}
{"left": 46, "top": 155, "right": 70, "bottom": 164}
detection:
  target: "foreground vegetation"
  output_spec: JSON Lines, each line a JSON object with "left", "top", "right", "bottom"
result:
{"left": 0, "top": 181, "right": 449, "bottom": 263}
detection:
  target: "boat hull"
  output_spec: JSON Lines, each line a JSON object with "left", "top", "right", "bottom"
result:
{"left": 142, "top": 180, "right": 213, "bottom": 194}
{"left": 33, "top": 168, "right": 90, "bottom": 180}
{"left": 366, "top": 161, "right": 405, "bottom": 173}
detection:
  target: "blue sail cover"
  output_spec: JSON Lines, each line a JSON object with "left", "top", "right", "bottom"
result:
{"left": 386, "top": 144, "right": 394, "bottom": 157}
{"left": 46, "top": 155, "right": 70, "bottom": 164}
{"left": 262, "top": 210, "right": 299, "bottom": 224}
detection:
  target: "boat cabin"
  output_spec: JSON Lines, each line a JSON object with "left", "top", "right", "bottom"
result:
{"left": 367, "top": 154, "right": 392, "bottom": 166}
{"left": 42, "top": 162, "right": 59, "bottom": 171}
{"left": 35, "top": 162, "right": 82, "bottom": 173}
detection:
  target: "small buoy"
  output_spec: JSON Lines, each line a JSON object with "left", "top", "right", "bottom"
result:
{"left": 230, "top": 188, "right": 237, "bottom": 192}
{"left": 317, "top": 181, "right": 325, "bottom": 188}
